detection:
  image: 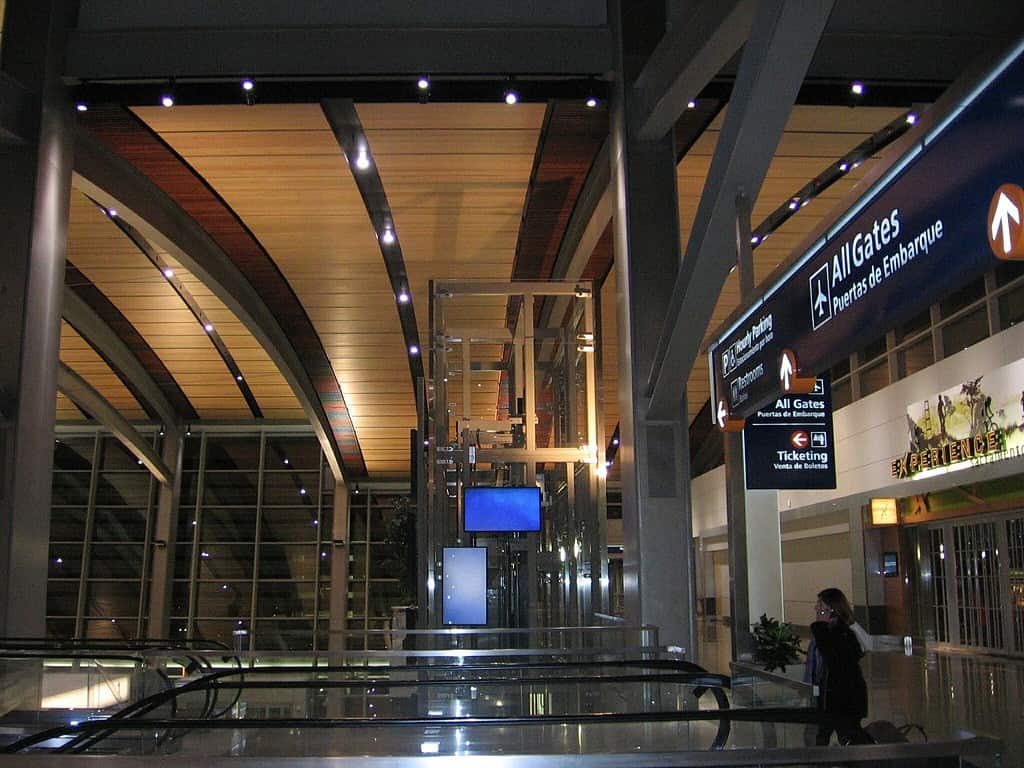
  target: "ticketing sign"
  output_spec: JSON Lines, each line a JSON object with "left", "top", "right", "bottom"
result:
{"left": 709, "top": 38, "right": 1024, "bottom": 425}
{"left": 743, "top": 376, "right": 836, "bottom": 490}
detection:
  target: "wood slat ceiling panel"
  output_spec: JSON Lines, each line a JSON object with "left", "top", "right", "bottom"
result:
{"left": 66, "top": 190, "right": 252, "bottom": 420}
{"left": 56, "top": 392, "right": 87, "bottom": 422}
{"left": 60, "top": 321, "right": 148, "bottom": 421}
{"left": 358, "top": 103, "right": 546, "bottom": 437}
{"left": 676, "top": 105, "right": 910, "bottom": 423}
{"left": 135, "top": 104, "right": 403, "bottom": 476}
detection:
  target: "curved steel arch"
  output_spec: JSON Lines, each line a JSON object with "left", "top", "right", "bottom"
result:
{"left": 72, "top": 120, "right": 363, "bottom": 482}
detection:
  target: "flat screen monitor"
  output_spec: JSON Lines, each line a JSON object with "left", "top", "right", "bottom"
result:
{"left": 464, "top": 486, "right": 541, "bottom": 532}
{"left": 442, "top": 547, "right": 487, "bottom": 625}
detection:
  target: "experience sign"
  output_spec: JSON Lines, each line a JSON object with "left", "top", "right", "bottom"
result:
{"left": 709, "top": 38, "right": 1024, "bottom": 424}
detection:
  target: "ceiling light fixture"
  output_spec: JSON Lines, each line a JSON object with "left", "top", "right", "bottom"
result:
{"left": 409, "top": 344, "right": 420, "bottom": 355}
{"left": 586, "top": 97, "right": 598, "bottom": 108}
{"left": 750, "top": 234, "right": 761, "bottom": 245}
{"left": 839, "top": 161, "right": 849, "bottom": 172}
{"left": 163, "top": 267, "right": 174, "bottom": 278}
{"left": 398, "top": 291, "right": 410, "bottom": 304}
{"left": 107, "top": 208, "right": 118, "bottom": 217}
{"left": 355, "top": 146, "right": 371, "bottom": 171}
{"left": 687, "top": 100, "right": 697, "bottom": 109}
{"left": 236, "top": 374, "right": 243, "bottom": 381}
{"left": 204, "top": 322, "right": 214, "bottom": 333}
{"left": 242, "top": 79, "right": 255, "bottom": 92}
{"left": 417, "top": 76, "right": 430, "bottom": 90}
{"left": 788, "top": 199, "right": 799, "bottom": 211}
{"left": 504, "top": 87, "right": 519, "bottom": 105}
{"left": 850, "top": 81, "right": 865, "bottom": 96}
{"left": 905, "top": 112, "right": 917, "bottom": 125}
{"left": 76, "top": 103, "right": 88, "bottom": 112}
{"left": 381, "top": 228, "right": 396, "bottom": 245}
{"left": 161, "top": 94, "right": 175, "bottom": 108}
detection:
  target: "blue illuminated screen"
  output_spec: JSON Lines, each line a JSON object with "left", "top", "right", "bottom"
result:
{"left": 464, "top": 486, "right": 542, "bottom": 532}
{"left": 442, "top": 547, "right": 487, "bottom": 625}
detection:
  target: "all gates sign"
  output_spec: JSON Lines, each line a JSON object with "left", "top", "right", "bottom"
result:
{"left": 709, "top": 38, "right": 1024, "bottom": 425}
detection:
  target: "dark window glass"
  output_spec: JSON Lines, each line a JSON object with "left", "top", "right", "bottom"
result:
{"left": 830, "top": 356, "right": 850, "bottom": 380}
{"left": 93, "top": 508, "right": 149, "bottom": 542}
{"left": 85, "top": 581, "right": 141, "bottom": 618}
{"left": 317, "top": 619, "right": 330, "bottom": 651}
{"left": 205, "top": 437, "right": 261, "bottom": 471}
{"left": 350, "top": 545, "right": 367, "bottom": 580}
{"left": 896, "top": 308, "right": 932, "bottom": 342}
{"left": 254, "top": 619, "right": 314, "bottom": 651}
{"left": 172, "top": 581, "right": 191, "bottom": 616}
{"left": 84, "top": 618, "right": 138, "bottom": 639}
{"left": 256, "top": 582, "right": 316, "bottom": 618}
{"left": 95, "top": 472, "right": 152, "bottom": 507}
{"left": 369, "top": 544, "right": 399, "bottom": 579}
{"left": 349, "top": 502, "right": 368, "bottom": 541}
{"left": 197, "top": 544, "right": 254, "bottom": 580}
{"left": 49, "top": 508, "right": 87, "bottom": 541}
{"left": 181, "top": 436, "right": 202, "bottom": 472}
{"left": 46, "top": 580, "right": 79, "bottom": 616}
{"left": 262, "top": 472, "right": 319, "bottom": 506}
{"left": 195, "top": 582, "right": 252, "bottom": 618}
{"left": 900, "top": 335, "right": 935, "bottom": 378}
{"left": 203, "top": 472, "right": 259, "bottom": 506}
{"left": 193, "top": 619, "right": 244, "bottom": 646}
{"left": 100, "top": 437, "right": 150, "bottom": 471}
{"left": 317, "top": 583, "right": 330, "bottom": 616}
{"left": 258, "top": 544, "right": 318, "bottom": 580}
{"left": 941, "top": 306, "right": 989, "bottom": 355}
{"left": 318, "top": 548, "right": 331, "bottom": 577}
{"left": 174, "top": 545, "right": 193, "bottom": 580}
{"left": 48, "top": 544, "right": 82, "bottom": 579}
{"left": 89, "top": 543, "right": 145, "bottom": 578}
{"left": 177, "top": 507, "right": 198, "bottom": 544}
{"left": 264, "top": 436, "right": 321, "bottom": 471}
{"left": 52, "top": 473, "right": 92, "bottom": 506}
{"left": 994, "top": 260, "right": 1024, "bottom": 287}
{"left": 170, "top": 618, "right": 188, "bottom": 638}
{"left": 369, "top": 498, "right": 407, "bottom": 539}
{"left": 261, "top": 508, "right": 320, "bottom": 542}
{"left": 832, "top": 378, "right": 853, "bottom": 410}
{"left": 367, "top": 579, "right": 408, "bottom": 616}
{"left": 319, "top": 505, "right": 333, "bottom": 535}
{"left": 201, "top": 507, "right": 257, "bottom": 541}
{"left": 180, "top": 472, "right": 199, "bottom": 506}
{"left": 939, "top": 276, "right": 985, "bottom": 318}
{"left": 858, "top": 335, "right": 887, "bottom": 365}
{"left": 998, "top": 282, "right": 1024, "bottom": 328}
{"left": 47, "top": 618, "right": 75, "bottom": 639}
{"left": 53, "top": 438, "right": 94, "bottom": 471}
{"left": 859, "top": 359, "right": 889, "bottom": 397}
{"left": 348, "top": 581, "right": 366, "bottom": 613}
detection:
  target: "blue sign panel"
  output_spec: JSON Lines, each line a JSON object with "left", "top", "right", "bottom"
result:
{"left": 442, "top": 547, "right": 488, "bottom": 626}
{"left": 464, "top": 486, "right": 542, "bottom": 532}
{"left": 710, "top": 40, "right": 1024, "bottom": 421}
{"left": 743, "top": 376, "right": 836, "bottom": 490}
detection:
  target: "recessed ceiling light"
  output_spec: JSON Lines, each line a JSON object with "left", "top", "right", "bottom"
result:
{"left": 107, "top": 208, "right": 118, "bottom": 217}
{"left": 586, "top": 97, "right": 598, "bottom": 108}
{"left": 241, "top": 79, "right": 255, "bottom": 92}
{"left": 398, "top": 292, "right": 410, "bottom": 304}
{"left": 417, "top": 76, "right": 430, "bottom": 90}
{"left": 355, "top": 147, "right": 371, "bottom": 171}
{"left": 905, "top": 113, "right": 917, "bottom": 125}
{"left": 850, "top": 81, "right": 864, "bottom": 96}
{"left": 504, "top": 88, "right": 519, "bottom": 105}
{"left": 381, "top": 228, "right": 396, "bottom": 245}
{"left": 839, "top": 161, "right": 849, "bottom": 172}
{"left": 236, "top": 374, "right": 243, "bottom": 381}
{"left": 409, "top": 344, "right": 419, "bottom": 355}
{"left": 76, "top": 103, "right": 88, "bottom": 112}
{"left": 203, "top": 322, "right": 214, "bottom": 333}
{"left": 163, "top": 267, "right": 174, "bottom": 278}
{"left": 687, "top": 100, "right": 697, "bottom": 109}
{"left": 750, "top": 235, "right": 761, "bottom": 245}
{"left": 161, "top": 94, "right": 174, "bottom": 108}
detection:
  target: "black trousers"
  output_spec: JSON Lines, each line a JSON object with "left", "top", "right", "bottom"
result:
{"left": 815, "top": 717, "right": 871, "bottom": 745}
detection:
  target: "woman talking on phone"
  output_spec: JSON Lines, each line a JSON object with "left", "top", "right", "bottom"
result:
{"left": 805, "top": 587, "right": 870, "bottom": 745}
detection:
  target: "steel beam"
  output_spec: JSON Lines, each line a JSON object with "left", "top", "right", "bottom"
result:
{"left": 646, "top": 0, "right": 834, "bottom": 419}
{"left": 633, "top": 0, "right": 755, "bottom": 142}
{"left": 57, "top": 362, "right": 172, "bottom": 486}
{"left": 72, "top": 127, "right": 349, "bottom": 483}
{"left": 62, "top": 286, "right": 180, "bottom": 430}
{"left": 65, "top": 27, "right": 611, "bottom": 81}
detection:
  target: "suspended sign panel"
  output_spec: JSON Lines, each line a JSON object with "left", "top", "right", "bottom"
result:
{"left": 709, "top": 40, "right": 1024, "bottom": 424}
{"left": 442, "top": 547, "right": 487, "bottom": 626}
{"left": 743, "top": 376, "right": 836, "bottom": 490}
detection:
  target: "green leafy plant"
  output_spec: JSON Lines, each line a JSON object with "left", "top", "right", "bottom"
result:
{"left": 751, "top": 613, "right": 804, "bottom": 672}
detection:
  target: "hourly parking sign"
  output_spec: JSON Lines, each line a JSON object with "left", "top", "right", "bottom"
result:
{"left": 743, "top": 376, "right": 836, "bottom": 490}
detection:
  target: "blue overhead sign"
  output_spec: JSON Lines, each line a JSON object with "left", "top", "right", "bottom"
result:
{"left": 710, "top": 38, "right": 1024, "bottom": 423}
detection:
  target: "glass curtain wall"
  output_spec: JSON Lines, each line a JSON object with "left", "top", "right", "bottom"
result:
{"left": 48, "top": 429, "right": 414, "bottom": 651}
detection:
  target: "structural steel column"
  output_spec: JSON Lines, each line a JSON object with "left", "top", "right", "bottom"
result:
{"left": 147, "top": 431, "right": 183, "bottom": 638}
{"left": 0, "top": 0, "right": 75, "bottom": 637}
{"left": 328, "top": 484, "right": 350, "bottom": 652}
{"left": 609, "top": 0, "right": 695, "bottom": 654}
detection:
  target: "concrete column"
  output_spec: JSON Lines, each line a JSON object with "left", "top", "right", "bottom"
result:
{"left": 0, "top": 0, "right": 76, "bottom": 638}
{"left": 146, "top": 431, "right": 183, "bottom": 638}
{"left": 609, "top": 0, "right": 696, "bottom": 654}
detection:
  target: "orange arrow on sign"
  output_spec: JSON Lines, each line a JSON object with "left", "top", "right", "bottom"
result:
{"left": 988, "top": 183, "right": 1024, "bottom": 260}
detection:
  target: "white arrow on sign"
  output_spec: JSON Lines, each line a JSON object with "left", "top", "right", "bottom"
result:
{"left": 991, "top": 191, "right": 1021, "bottom": 254}
{"left": 791, "top": 431, "right": 809, "bottom": 449}
{"left": 716, "top": 399, "right": 728, "bottom": 429}
{"left": 780, "top": 351, "right": 795, "bottom": 391}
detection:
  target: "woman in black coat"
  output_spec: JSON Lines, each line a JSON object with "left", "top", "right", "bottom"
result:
{"left": 805, "top": 587, "right": 869, "bottom": 745}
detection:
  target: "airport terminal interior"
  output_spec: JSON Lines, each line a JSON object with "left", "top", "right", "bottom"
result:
{"left": 2, "top": 1, "right": 1024, "bottom": 765}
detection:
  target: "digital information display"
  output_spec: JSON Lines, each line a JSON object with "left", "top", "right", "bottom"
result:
{"left": 709, "top": 40, "right": 1024, "bottom": 423}
{"left": 442, "top": 547, "right": 488, "bottom": 626}
{"left": 743, "top": 375, "right": 836, "bottom": 490}
{"left": 464, "top": 486, "right": 542, "bottom": 532}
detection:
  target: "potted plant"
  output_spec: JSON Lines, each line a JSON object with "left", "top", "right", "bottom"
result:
{"left": 751, "top": 613, "right": 804, "bottom": 672}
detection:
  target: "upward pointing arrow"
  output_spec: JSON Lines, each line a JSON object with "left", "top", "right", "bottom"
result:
{"left": 991, "top": 191, "right": 1021, "bottom": 254}
{"left": 780, "top": 352, "right": 794, "bottom": 391}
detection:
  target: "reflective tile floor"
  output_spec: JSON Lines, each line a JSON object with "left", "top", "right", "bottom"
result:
{"left": 698, "top": 620, "right": 1024, "bottom": 765}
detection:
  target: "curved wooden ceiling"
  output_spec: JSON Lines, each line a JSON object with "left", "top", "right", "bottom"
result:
{"left": 57, "top": 98, "right": 921, "bottom": 482}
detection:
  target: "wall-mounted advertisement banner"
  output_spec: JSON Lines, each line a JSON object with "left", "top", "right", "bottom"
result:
{"left": 893, "top": 357, "right": 1024, "bottom": 480}
{"left": 442, "top": 547, "right": 488, "bottom": 626}
{"left": 709, "top": 39, "right": 1024, "bottom": 424}
{"left": 743, "top": 376, "right": 836, "bottom": 489}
